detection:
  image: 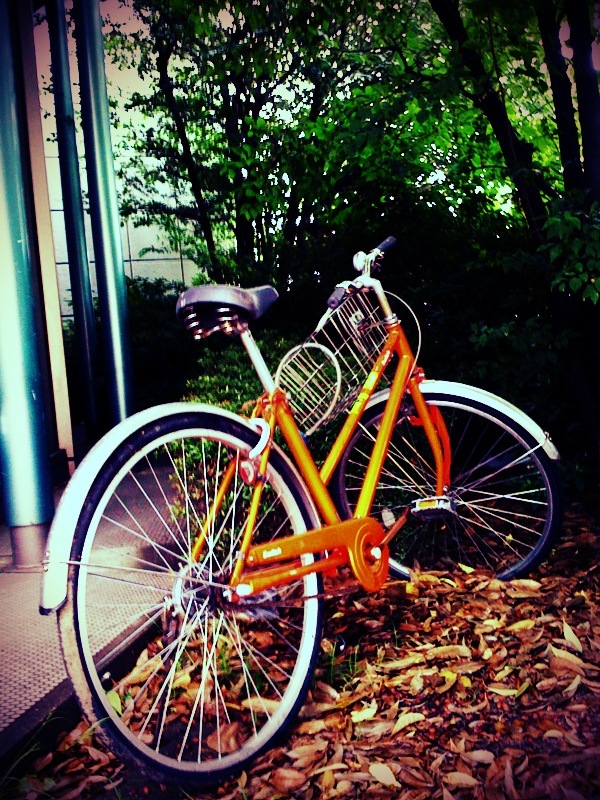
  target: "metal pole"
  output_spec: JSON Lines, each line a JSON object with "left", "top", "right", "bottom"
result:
{"left": 46, "top": 0, "right": 99, "bottom": 433}
{"left": 74, "top": 0, "right": 133, "bottom": 424}
{"left": 0, "top": 0, "right": 55, "bottom": 567}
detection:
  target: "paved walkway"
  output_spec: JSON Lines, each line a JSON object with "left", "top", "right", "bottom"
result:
{"left": 0, "top": 524, "right": 72, "bottom": 770}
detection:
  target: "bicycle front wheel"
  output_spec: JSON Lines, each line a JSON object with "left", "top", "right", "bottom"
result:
{"left": 332, "top": 386, "right": 562, "bottom": 580}
{"left": 58, "top": 409, "right": 323, "bottom": 787}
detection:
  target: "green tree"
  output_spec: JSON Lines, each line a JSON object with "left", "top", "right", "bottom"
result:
{"left": 424, "top": 0, "right": 600, "bottom": 471}
{"left": 107, "top": 0, "right": 600, "bottom": 479}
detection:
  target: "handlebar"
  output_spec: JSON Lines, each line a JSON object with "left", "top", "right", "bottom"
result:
{"left": 327, "top": 236, "right": 397, "bottom": 309}
{"left": 373, "top": 235, "right": 397, "bottom": 256}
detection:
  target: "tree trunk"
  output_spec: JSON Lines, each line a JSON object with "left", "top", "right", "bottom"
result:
{"left": 155, "top": 42, "right": 221, "bottom": 280}
{"left": 534, "top": 0, "right": 585, "bottom": 192}
{"left": 566, "top": 0, "right": 600, "bottom": 199}
{"left": 428, "top": 0, "right": 548, "bottom": 243}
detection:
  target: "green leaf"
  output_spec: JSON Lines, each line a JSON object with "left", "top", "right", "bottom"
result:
{"left": 107, "top": 690, "right": 123, "bottom": 716}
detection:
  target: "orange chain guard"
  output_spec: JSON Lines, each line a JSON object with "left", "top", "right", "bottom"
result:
{"left": 237, "top": 517, "right": 389, "bottom": 596}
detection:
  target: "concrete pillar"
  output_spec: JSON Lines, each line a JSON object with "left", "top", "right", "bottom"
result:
{"left": 0, "top": 0, "right": 55, "bottom": 568}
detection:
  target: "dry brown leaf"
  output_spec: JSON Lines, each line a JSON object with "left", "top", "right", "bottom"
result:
{"left": 462, "top": 749, "right": 495, "bottom": 764}
{"left": 536, "top": 676, "right": 558, "bottom": 691}
{"left": 550, "top": 656, "right": 585, "bottom": 675}
{"left": 563, "top": 620, "right": 584, "bottom": 652}
{"left": 296, "top": 718, "right": 327, "bottom": 734}
{"left": 487, "top": 683, "right": 518, "bottom": 696}
{"left": 392, "top": 711, "right": 425, "bottom": 734}
{"left": 381, "top": 654, "right": 426, "bottom": 671}
{"left": 550, "top": 645, "right": 585, "bottom": 667}
{"left": 425, "top": 644, "right": 471, "bottom": 660}
{"left": 241, "top": 697, "right": 280, "bottom": 714}
{"left": 369, "top": 762, "right": 401, "bottom": 788}
{"left": 506, "top": 618, "right": 536, "bottom": 631}
{"left": 350, "top": 699, "right": 377, "bottom": 722}
{"left": 504, "top": 758, "right": 518, "bottom": 800}
{"left": 206, "top": 722, "right": 242, "bottom": 754}
{"left": 84, "top": 745, "right": 111, "bottom": 765}
{"left": 312, "top": 762, "right": 348, "bottom": 776}
{"left": 510, "top": 579, "right": 542, "bottom": 591}
{"left": 270, "top": 767, "right": 307, "bottom": 792}
{"left": 443, "top": 771, "right": 479, "bottom": 787}
{"left": 286, "top": 741, "right": 328, "bottom": 760}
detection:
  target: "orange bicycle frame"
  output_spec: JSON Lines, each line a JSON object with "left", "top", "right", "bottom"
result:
{"left": 196, "top": 317, "right": 451, "bottom": 596}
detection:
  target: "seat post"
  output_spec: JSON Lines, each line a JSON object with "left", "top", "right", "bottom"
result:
{"left": 240, "top": 328, "right": 276, "bottom": 394}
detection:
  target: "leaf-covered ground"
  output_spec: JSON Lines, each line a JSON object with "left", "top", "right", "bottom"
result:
{"left": 6, "top": 502, "right": 600, "bottom": 800}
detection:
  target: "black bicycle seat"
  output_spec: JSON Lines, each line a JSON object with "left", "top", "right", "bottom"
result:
{"left": 176, "top": 284, "right": 279, "bottom": 337}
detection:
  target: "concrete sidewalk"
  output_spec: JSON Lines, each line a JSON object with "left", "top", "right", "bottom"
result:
{"left": 0, "top": 524, "right": 74, "bottom": 772}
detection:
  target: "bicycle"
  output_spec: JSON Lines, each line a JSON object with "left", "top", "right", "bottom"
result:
{"left": 40, "top": 236, "right": 562, "bottom": 787}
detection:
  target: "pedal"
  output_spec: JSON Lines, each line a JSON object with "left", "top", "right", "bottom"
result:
{"left": 381, "top": 507, "right": 396, "bottom": 529}
{"left": 410, "top": 495, "right": 454, "bottom": 519}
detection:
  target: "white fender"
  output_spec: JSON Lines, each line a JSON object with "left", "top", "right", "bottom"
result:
{"left": 368, "top": 379, "right": 560, "bottom": 460}
{"left": 39, "top": 402, "right": 265, "bottom": 615}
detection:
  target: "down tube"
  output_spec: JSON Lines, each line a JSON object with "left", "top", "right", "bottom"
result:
{"left": 274, "top": 392, "right": 341, "bottom": 526}
{"left": 320, "top": 333, "right": 400, "bottom": 486}
{"left": 353, "top": 354, "right": 413, "bottom": 518}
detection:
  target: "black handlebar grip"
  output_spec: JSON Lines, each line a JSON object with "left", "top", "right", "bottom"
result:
{"left": 373, "top": 235, "right": 397, "bottom": 255}
{"left": 327, "top": 285, "right": 347, "bottom": 309}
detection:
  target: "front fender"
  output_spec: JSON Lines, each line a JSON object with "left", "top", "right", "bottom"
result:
{"left": 39, "top": 402, "right": 261, "bottom": 615}
{"left": 367, "top": 380, "right": 560, "bottom": 460}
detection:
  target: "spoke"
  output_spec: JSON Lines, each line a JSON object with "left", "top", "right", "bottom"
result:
{"left": 98, "top": 512, "right": 181, "bottom": 568}
{"left": 126, "top": 466, "right": 189, "bottom": 561}
{"left": 222, "top": 611, "right": 294, "bottom": 689}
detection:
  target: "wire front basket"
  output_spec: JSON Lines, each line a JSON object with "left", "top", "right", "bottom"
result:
{"left": 274, "top": 290, "right": 390, "bottom": 434}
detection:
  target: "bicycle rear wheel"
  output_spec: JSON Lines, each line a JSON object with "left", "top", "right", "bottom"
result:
{"left": 58, "top": 409, "right": 323, "bottom": 787}
{"left": 332, "top": 386, "right": 562, "bottom": 580}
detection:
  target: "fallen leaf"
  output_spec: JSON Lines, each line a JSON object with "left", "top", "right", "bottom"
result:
{"left": 563, "top": 674, "right": 582, "bottom": 696}
{"left": 550, "top": 656, "right": 585, "bottom": 676}
{"left": 550, "top": 645, "right": 586, "bottom": 668}
{"left": 241, "top": 697, "right": 280, "bottom": 714}
{"left": 351, "top": 699, "right": 377, "bottom": 722}
{"left": 443, "top": 771, "right": 479, "bottom": 787}
{"left": 563, "top": 620, "right": 583, "bottom": 652}
{"left": 426, "top": 644, "right": 471, "bottom": 660}
{"left": 206, "top": 722, "right": 242, "bottom": 754}
{"left": 106, "top": 691, "right": 122, "bottom": 715}
{"left": 392, "top": 711, "right": 425, "bottom": 734}
{"left": 487, "top": 683, "right": 518, "bottom": 696}
{"left": 381, "top": 654, "right": 425, "bottom": 671}
{"left": 507, "top": 619, "right": 536, "bottom": 631}
{"left": 462, "top": 749, "right": 495, "bottom": 764}
{"left": 515, "top": 679, "right": 531, "bottom": 697}
{"left": 510, "top": 579, "right": 542, "bottom": 591}
{"left": 369, "top": 762, "right": 401, "bottom": 787}
{"left": 270, "top": 767, "right": 307, "bottom": 792}
{"left": 286, "top": 741, "right": 328, "bottom": 760}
